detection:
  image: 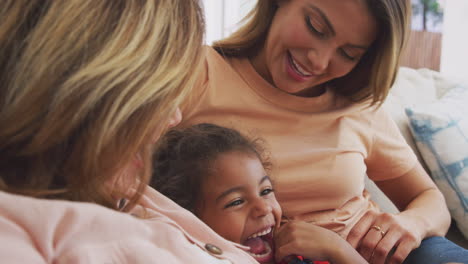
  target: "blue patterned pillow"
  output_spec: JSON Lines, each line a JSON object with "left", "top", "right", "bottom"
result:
{"left": 406, "top": 85, "right": 468, "bottom": 239}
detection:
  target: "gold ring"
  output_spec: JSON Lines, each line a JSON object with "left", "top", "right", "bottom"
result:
{"left": 371, "top": 225, "right": 386, "bottom": 236}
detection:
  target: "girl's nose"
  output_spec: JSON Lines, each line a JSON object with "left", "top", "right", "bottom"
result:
{"left": 167, "top": 107, "right": 182, "bottom": 128}
{"left": 253, "top": 199, "right": 272, "bottom": 218}
{"left": 307, "top": 48, "right": 331, "bottom": 74}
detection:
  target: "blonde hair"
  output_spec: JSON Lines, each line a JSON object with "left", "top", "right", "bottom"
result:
{"left": 0, "top": 0, "right": 205, "bottom": 210}
{"left": 213, "top": 0, "right": 411, "bottom": 105}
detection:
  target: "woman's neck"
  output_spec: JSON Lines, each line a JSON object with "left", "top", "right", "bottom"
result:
{"left": 249, "top": 51, "right": 273, "bottom": 86}
{"left": 292, "top": 84, "right": 327, "bottom": 98}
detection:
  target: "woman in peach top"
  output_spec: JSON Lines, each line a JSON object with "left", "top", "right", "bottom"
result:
{"left": 178, "top": 0, "right": 468, "bottom": 263}
{"left": 0, "top": 1, "right": 259, "bottom": 263}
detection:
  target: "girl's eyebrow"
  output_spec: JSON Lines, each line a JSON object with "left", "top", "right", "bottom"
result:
{"left": 260, "top": 175, "right": 271, "bottom": 184}
{"left": 306, "top": 4, "right": 336, "bottom": 36}
{"left": 216, "top": 186, "right": 244, "bottom": 203}
{"left": 215, "top": 175, "right": 272, "bottom": 203}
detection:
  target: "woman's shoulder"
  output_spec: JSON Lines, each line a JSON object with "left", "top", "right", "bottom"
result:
{"left": 180, "top": 46, "right": 251, "bottom": 117}
{"left": 204, "top": 45, "right": 242, "bottom": 72}
{"left": 204, "top": 45, "right": 227, "bottom": 63}
{"left": 0, "top": 190, "right": 256, "bottom": 263}
{"left": 329, "top": 94, "right": 379, "bottom": 117}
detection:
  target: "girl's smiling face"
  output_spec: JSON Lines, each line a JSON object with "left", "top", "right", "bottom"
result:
{"left": 251, "top": 0, "right": 378, "bottom": 96}
{"left": 196, "top": 151, "right": 282, "bottom": 263}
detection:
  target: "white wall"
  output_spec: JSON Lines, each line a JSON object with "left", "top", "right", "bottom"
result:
{"left": 440, "top": 0, "right": 468, "bottom": 83}
{"left": 202, "top": 0, "right": 256, "bottom": 44}
{"left": 202, "top": 0, "right": 224, "bottom": 44}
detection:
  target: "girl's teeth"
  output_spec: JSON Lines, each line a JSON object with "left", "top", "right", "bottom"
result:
{"left": 247, "top": 227, "right": 272, "bottom": 239}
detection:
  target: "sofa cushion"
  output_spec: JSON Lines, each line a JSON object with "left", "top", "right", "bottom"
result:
{"left": 384, "top": 68, "right": 437, "bottom": 167}
{"left": 384, "top": 67, "right": 460, "bottom": 168}
{"left": 405, "top": 85, "right": 468, "bottom": 239}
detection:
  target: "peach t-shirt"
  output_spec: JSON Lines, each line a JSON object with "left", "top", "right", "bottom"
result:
{"left": 181, "top": 47, "right": 418, "bottom": 238}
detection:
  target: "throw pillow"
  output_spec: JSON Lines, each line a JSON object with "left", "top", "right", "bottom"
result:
{"left": 406, "top": 85, "right": 468, "bottom": 239}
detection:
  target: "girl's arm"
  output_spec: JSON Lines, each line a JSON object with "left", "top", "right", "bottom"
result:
{"left": 275, "top": 221, "right": 368, "bottom": 264}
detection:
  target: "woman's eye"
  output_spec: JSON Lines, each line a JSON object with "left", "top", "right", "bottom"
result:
{"left": 339, "top": 49, "right": 358, "bottom": 62}
{"left": 305, "top": 16, "right": 325, "bottom": 38}
{"left": 224, "top": 199, "right": 244, "bottom": 208}
{"left": 261, "top": 188, "right": 274, "bottom": 196}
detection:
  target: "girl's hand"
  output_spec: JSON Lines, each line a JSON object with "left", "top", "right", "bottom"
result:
{"left": 274, "top": 221, "right": 334, "bottom": 262}
{"left": 275, "top": 221, "right": 367, "bottom": 264}
{"left": 346, "top": 210, "right": 423, "bottom": 264}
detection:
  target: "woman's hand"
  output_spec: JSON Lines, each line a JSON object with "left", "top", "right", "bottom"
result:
{"left": 346, "top": 210, "right": 423, "bottom": 264}
{"left": 275, "top": 221, "right": 368, "bottom": 264}
{"left": 355, "top": 164, "right": 451, "bottom": 264}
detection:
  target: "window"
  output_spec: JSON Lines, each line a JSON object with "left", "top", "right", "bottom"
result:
{"left": 202, "top": 0, "right": 256, "bottom": 44}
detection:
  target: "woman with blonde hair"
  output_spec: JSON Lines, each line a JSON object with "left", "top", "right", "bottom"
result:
{"left": 0, "top": 0, "right": 258, "bottom": 262}
{"left": 179, "top": 0, "right": 468, "bottom": 263}
{"left": 0, "top": 0, "right": 202, "bottom": 209}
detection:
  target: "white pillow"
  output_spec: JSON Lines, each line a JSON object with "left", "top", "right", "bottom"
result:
{"left": 385, "top": 67, "right": 440, "bottom": 169}
{"left": 406, "top": 85, "right": 468, "bottom": 239}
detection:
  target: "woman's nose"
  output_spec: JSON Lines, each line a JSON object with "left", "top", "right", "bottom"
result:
{"left": 307, "top": 48, "right": 331, "bottom": 74}
{"left": 167, "top": 107, "right": 182, "bottom": 128}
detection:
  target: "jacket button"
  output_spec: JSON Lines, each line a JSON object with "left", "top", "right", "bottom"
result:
{"left": 205, "top": 243, "right": 223, "bottom": 255}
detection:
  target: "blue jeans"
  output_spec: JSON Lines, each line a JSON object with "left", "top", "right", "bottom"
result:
{"left": 403, "top": 236, "right": 468, "bottom": 264}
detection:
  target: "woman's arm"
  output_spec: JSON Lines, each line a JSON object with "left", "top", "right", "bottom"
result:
{"left": 275, "top": 221, "right": 368, "bottom": 264}
{"left": 347, "top": 163, "right": 450, "bottom": 264}
{"left": 378, "top": 162, "right": 450, "bottom": 238}
{"left": 0, "top": 217, "right": 47, "bottom": 263}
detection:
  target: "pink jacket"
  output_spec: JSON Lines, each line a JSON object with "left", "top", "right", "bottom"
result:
{"left": 0, "top": 187, "right": 258, "bottom": 263}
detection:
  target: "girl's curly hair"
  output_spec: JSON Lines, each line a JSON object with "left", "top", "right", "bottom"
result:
{"left": 150, "top": 123, "right": 271, "bottom": 214}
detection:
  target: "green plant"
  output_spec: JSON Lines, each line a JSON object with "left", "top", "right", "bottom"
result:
{"left": 412, "top": 0, "right": 444, "bottom": 31}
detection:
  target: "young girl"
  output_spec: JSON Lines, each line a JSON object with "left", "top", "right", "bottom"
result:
{"left": 151, "top": 123, "right": 367, "bottom": 264}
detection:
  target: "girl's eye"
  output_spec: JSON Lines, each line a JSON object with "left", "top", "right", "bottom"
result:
{"left": 224, "top": 199, "right": 244, "bottom": 209}
{"left": 339, "top": 49, "right": 358, "bottom": 62}
{"left": 260, "top": 188, "right": 274, "bottom": 196}
{"left": 305, "top": 16, "right": 325, "bottom": 38}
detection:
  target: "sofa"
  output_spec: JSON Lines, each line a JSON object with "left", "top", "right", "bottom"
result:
{"left": 365, "top": 66, "right": 468, "bottom": 249}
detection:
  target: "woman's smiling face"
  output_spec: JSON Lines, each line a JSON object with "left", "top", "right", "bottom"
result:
{"left": 251, "top": 0, "right": 378, "bottom": 96}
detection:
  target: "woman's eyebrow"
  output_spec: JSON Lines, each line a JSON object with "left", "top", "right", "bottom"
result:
{"left": 347, "top": 44, "right": 369, "bottom": 50}
{"left": 307, "top": 4, "right": 370, "bottom": 50}
{"left": 307, "top": 4, "right": 336, "bottom": 36}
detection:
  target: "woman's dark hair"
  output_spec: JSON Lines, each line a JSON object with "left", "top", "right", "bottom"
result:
{"left": 150, "top": 123, "right": 271, "bottom": 214}
{"left": 213, "top": 0, "right": 411, "bottom": 106}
